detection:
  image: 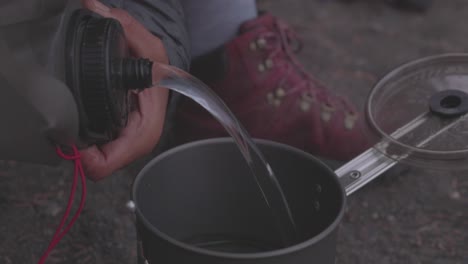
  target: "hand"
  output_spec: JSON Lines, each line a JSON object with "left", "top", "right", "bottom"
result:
{"left": 79, "top": 0, "right": 170, "bottom": 181}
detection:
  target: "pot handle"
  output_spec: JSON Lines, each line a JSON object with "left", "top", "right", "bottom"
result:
{"left": 334, "top": 113, "right": 427, "bottom": 195}
{"left": 335, "top": 109, "right": 466, "bottom": 195}
{"left": 335, "top": 112, "right": 426, "bottom": 195}
{"left": 335, "top": 147, "right": 397, "bottom": 196}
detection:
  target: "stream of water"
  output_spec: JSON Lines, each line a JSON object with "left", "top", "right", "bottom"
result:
{"left": 153, "top": 63, "right": 298, "bottom": 247}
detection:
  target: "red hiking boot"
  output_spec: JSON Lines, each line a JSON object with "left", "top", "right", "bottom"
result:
{"left": 174, "top": 13, "right": 373, "bottom": 161}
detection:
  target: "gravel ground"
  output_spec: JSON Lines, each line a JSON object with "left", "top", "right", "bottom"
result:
{"left": 1, "top": 0, "right": 467, "bottom": 263}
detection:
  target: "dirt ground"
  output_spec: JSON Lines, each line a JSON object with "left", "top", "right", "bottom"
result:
{"left": 1, "top": 0, "right": 468, "bottom": 263}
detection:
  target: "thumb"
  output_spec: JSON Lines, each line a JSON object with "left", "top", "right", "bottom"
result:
{"left": 81, "top": 0, "right": 110, "bottom": 15}
{"left": 81, "top": 0, "right": 168, "bottom": 63}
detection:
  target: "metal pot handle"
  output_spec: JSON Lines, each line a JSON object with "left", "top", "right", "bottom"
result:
{"left": 335, "top": 110, "right": 466, "bottom": 195}
{"left": 335, "top": 147, "right": 397, "bottom": 196}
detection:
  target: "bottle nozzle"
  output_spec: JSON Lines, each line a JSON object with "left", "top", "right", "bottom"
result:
{"left": 121, "top": 58, "right": 153, "bottom": 90}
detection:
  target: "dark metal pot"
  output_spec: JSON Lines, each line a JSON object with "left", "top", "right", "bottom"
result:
{"left": 132, "top": 138, "right": 346, "bottom": 264}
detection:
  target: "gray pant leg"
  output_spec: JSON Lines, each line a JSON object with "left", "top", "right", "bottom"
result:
{"left": 180, "top": 0, "right": 257, "bottom": 58}
{"left": 103, "top": 0, "right": 191, "bottom": 71}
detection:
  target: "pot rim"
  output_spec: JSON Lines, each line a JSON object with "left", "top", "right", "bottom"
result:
{"left": 132, "top": 137, "right": 346, "bottom": 260}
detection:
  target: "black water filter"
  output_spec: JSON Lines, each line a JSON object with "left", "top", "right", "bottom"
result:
{"left": 65, "top": 9, "right": 154, "bottom": 145}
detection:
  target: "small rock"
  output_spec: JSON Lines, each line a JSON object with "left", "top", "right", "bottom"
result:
{"left": 436, "top": 242, "right": 445, "bottom": 250}
{"left": 387, "top": 215, "right": 396, "bottom": 222}
{"left": 46, "top": 202, "right": 62, "bottom": 217}
{"left": 369, "top": 22, "right": 384, "bottom": 33}
{"left": 126, "top": 200, "right": 136, "bottom": 212}
{"left": 450, "top": 191, "right": 461, "bottom": 200}
{"left": 44, "top": 228, "right": 54, "bottom": 236}
{"left": 372, "top": 212, "right": 379, "bottom": 220}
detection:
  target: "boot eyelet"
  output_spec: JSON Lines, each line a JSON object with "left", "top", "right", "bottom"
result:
{"left": 250, "top": 42, "right": 257, "bottom": 51}
{"left": 267, "top": 92, "right": 275, "bottom": 103}
{"left": 322, "top": 102, "right": 335, "bottom": 112}
{"left": 267, "top": 91, "right": 283, "bottom": 107}
{"left": 257, "top": 38, "right": 267, "bottom": 48}
{"left": 258, "top": 63, "right": 266, "bottom": 72}
{"left": 265, "top": 59, "right": 274, "bottom": 69}
{"left": 276, "top": 87, "right": 286, "bottom": 98}
{"left": 321, "top": 111, "right": 332, "bottom": 122}
{"left": 273, "top": 99, "right": 282, "bottom": 107}
{"left": 300, "top": 100, "right": 312, "bottom": 112}
{"left": 346, "top": 111, "right": 358, "bottom": 118}
{"left": 320, "top": 103, "right": 336, "bottom": 122}
{"left": 301, "top": 91, "right": 315, "bottom": 102}
{"left": 299, "top": 92, "right": 315, "bottom": 112}
{"left": 344, "top": 112, "right": 358, "bottom": 130}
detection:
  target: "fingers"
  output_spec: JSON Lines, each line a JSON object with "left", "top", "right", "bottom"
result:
{"left": 78, "top": 0, "right": 171, "bottom": 181}
{"left": 136, "top": 88, "right": 169, "bottom": 143}
{"left": 79, "top": 146, "right": 108, "bottom": 181}
{"left": 80, "top": 89, "right": 168, "bottom": 181}
{"left": 81, "top": 0, "right": 168, "bottom": 64}
{"left": 80, "top": 112, "right": 145, "bottom": 181}
{"left": 138, "top": 87, "right": 167, "bottom": 118}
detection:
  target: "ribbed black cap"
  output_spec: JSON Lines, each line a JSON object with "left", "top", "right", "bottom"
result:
{"left": 79, "top": 16, "right": 117, "bottom": 134}
{"left": 122, "top": 58, "right": 154, "bottom": 90}
{"left": 65, "top": 9, "right": 154, "bottom": 144}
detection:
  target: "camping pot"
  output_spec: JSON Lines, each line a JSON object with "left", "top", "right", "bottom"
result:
{"left": 132, "top": 53, "right": 468, "bottom": 263}
{"left": 133, "top": 138, "right": 345, "bottom": 264}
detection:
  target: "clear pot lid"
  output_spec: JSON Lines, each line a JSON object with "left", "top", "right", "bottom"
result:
{"left": 366, "top": 53, "right": 468, "bottom": 170}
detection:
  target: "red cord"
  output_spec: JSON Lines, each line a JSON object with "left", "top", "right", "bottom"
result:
{"left": 38, "top": 145, "right": 87, "bottom": 264}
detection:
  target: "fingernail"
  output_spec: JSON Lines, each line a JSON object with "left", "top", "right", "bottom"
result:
{"left": 131, "top": 89, "right": 144, "bottom": 95}
{"left": 91, "top": 0, "right": 111, "bottom": 14}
